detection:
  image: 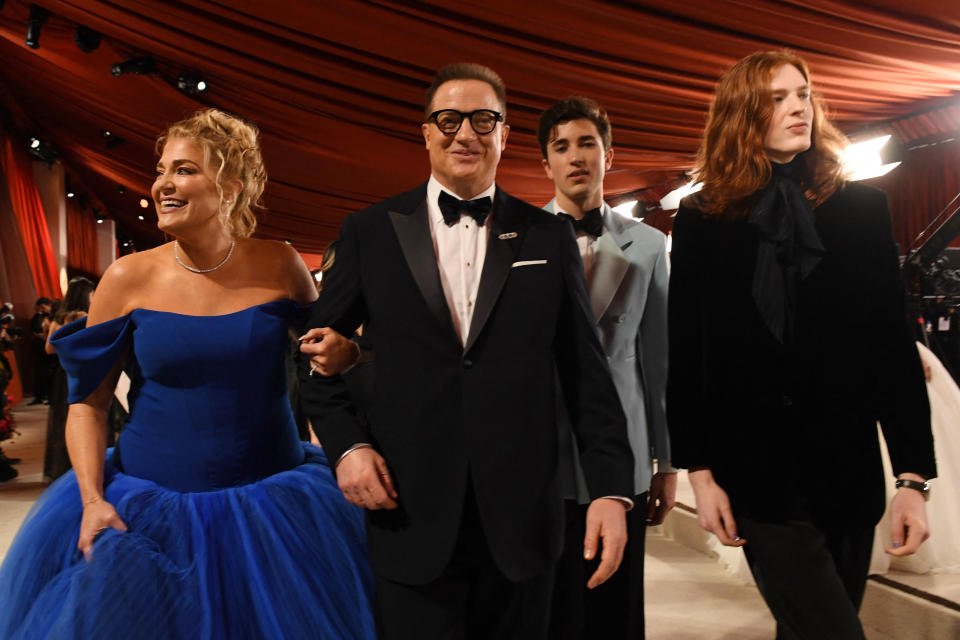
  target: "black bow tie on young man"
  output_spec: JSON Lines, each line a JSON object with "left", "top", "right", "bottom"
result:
{"left": 557, "top": 207, "right": 604, "bottom": 238}
{"left": 438, "top": 191, "right": 492, "bottom": 227}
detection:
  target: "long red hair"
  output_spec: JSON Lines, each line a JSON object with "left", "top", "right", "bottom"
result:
{"left": 691, "top": 50, "right": 847, "bottom": 218}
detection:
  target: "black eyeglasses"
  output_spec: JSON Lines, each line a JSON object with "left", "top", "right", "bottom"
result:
{"left": 427, "top": 109, "right": 503, "bottom": 135}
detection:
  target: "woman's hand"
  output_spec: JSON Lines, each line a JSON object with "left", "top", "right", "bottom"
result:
{"left": 688, "top": 468, "right": 746, "bottom": 547}
{"left": 78, "top": 497, "right": 127, "bottom": 558}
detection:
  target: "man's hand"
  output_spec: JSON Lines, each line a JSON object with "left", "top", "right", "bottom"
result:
{"left": 647, "top": 471, "right": 678, "bottom": 525}
{"left": 886, "top": 474, "right": 930, "bottom": 556}
{"left": 583, "top": 497, "right": 628, "bottom": 589}
{"left": 336, "top": 447, "right": 398, "bottom": 510}
{"left": 688, "top": 469, "right": 745, "bottom": 547}
{"left": 299, "top": 327, "right": 360, "bottom": 376}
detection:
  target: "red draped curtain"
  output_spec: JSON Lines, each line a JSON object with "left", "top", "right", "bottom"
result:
{"left": 66, "top": 197, "right": 99, "bottom": 275}
{"left": 0, "top": 136, "right": 62, "bottom": 298}
{"left": 872, "top": 139, "right": 960, "bottom": 252}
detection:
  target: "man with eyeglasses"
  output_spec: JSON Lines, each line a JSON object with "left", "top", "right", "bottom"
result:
{"left": 299, "top": 63, "right": 634, "bottom": 639}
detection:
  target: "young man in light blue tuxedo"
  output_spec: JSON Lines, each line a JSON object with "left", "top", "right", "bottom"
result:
{"left": 540, "top": 96, "right": 676, "bottom": 640}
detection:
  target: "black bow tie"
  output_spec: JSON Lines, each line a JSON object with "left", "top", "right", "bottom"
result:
{"left": 438, "top": 191, "right": 492, "bottom": 227}
{"left": 557, "top": 207, "right": 603, "bottom": 238}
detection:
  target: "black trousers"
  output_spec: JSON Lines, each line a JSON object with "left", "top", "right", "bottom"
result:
{"left": 737, "top": 513, "right": 874, "bottom": 640}
{"left": 374, "top": 485, "right": 555, "bottom": 640}
{"left": 31, "top": 343, "right": 49, "bottom": 402}
{"left": 549, "top": 493, "right": 649, "bottom": 639}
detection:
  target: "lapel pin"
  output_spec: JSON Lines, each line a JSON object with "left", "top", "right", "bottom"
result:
{"left": 498, "top": 232, "right": 518, "bottom": 240}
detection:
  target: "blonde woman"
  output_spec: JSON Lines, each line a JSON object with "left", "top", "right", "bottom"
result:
{"left": 0, "top": 110, "right": 374, "bottom": 639}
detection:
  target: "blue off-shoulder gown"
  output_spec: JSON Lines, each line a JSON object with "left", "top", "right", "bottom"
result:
{"left": 0, "top": 300, "right": 376, "bottom": 639}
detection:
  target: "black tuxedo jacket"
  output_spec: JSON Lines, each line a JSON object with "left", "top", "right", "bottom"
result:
{"left": 300, "top": 183, "right": 633, "bottom": 585}
{"left": 667, "top": 182, "right": 936, "bottom": 525}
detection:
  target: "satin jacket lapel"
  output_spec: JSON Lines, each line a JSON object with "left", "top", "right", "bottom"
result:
{"left": 388, "top": 199, "right": 457, "bottom": 338}
{"left": 464, "top": 188, "right": 523, "bottom": 353}
{"left": 589, "top": 204, "right": 630, "bottom": 321}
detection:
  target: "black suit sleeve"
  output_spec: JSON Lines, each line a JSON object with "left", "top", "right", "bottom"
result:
{"left": 867, "top": 192, "right": 936, "bottom": 479}
{"left": 298, "top": 213, "right": 370, "bottom": 464}
{"left": 552, "top": 223, "right": 635, "bottom": 499}
{"left": 665, "top": 205, "right": 708, "bottom": 469}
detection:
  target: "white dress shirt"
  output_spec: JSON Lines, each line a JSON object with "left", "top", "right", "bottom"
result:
{"left": 426, "top": 175, "right": 494, "bottom": 346}
{"left": 574, "top": 230, "right": 599, "bottom": 287}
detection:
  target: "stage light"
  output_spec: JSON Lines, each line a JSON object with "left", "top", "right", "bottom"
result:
{"left": 612, "top": 200, "right": 637, "bottom": 218}
{"left": 101, "top": 130, "right": 126, "bottom": 149}
{"left": 139, "top": 197, "right": 149, "bottom": 208}
{"left": 660, "top": 180, "right": 703, "bottom": 211}
{"left": 67, "top": 190, "right": 75, "bottom": 198}
{"left": 74, "top": 25, "right": 100, "bottom": 53}
{"left": 118, "top": 185, "right": 125, "bottom": 195}
{"left": 177, "top": 73, "right": 209, "bottom": 96}
{"left": 111, "top": 56, "right": 155, "bottom": 77}
{"left": 24, "top": 4, "right": 49, "bottom": 49}
{"left": 314, "top": 271, "right": 323, "bottom": 283}
{"left": 844, "top": 135, "right": 901, "bottom": 181}
{"left": 138, "top": 215, "right": 145, "bottom": 221}
{"left": 27, "top": 137, "right": 57, "bottom": 165}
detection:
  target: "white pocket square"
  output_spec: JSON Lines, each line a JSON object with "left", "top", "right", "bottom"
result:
{"left": 512, "top": 260, "right": 548, "bottom": 267}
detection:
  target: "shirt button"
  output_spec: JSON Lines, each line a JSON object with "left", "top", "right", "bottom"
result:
{"left": 466, "top": 261, "right": 471, "bottom": 266}
{"left": 463, "top": 359, "right": 473, "bottom": 369}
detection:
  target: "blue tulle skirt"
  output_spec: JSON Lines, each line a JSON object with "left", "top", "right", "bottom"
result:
{"left": 0, "top": 444, "right": 375, "bottom": 639}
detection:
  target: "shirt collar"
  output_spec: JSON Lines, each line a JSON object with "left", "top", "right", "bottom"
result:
{"left": 427, "top": 175, "right": 497, "bottom": 227}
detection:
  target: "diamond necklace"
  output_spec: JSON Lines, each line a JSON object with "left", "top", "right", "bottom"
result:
{"left": 174, "top": 239, "right": 237, "bottom": 274}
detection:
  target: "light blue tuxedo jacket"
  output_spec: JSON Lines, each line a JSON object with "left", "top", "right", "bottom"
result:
{"left": 545, "top": 200, "right": 673, "bottom": 501}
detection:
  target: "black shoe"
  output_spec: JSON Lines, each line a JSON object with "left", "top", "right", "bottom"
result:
{"left": 0, "top": 464, "right": 17, "bottom": 482}
{"left": 0, "top": 454, "right": 21, "bottom": 465}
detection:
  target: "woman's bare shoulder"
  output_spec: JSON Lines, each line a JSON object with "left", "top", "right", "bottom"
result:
{"left": 87, "top": 245, "right": 172, "bottom": 323}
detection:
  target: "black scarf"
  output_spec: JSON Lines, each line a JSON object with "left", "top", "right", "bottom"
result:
{"left": 748, "top": 157, "right": 825, "bottom": 343}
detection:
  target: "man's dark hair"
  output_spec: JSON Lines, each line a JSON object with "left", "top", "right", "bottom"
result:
{"left": 537, "top": 96, "right": 612, "bottom": 159}
{"left": 425, "top": 63, "right": 507, "bottom": 120}
{"left": 35, "top": 297, "right": 51, "bottom": 307}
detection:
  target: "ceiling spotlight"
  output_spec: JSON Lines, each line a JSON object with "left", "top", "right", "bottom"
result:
{"left": 27, "top": 137, "right": 57, "bottom": 166}
{"left": 118, "top": 185, "right": 125, "bottom": 195}
{"left": 74, "top": 25, "right": 100, "bottom": 53}
{"left": 101, "top": 131, "right": 126, "bottom": 149}
{"left": 138, "top": 215, "right": 145, "bottom": 221}
{"left": 139, "top": 197, "right": 149, "bottom": 208}
{"left": 94, "top": 208, "right": 104, "bottom": 224}
{"left": 67, "top": 190, "right": 75, "bottom": 198}
{"left": 111, "top": 55, "right": 155, "bottom": 77}
{"left": 177, "top": 73, "right": 209, "bottom": 96}
{"left": 24, "top": 4, "right": 50, "bottom": 50}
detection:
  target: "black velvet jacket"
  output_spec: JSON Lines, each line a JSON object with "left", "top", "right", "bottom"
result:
{"left": 667, "top": 181, "right": 936, "bottom": 524}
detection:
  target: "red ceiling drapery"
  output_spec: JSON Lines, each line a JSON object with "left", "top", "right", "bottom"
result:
{"left": 66, "top": 197, "right": 99, "bottom": 275}
{"left": 0, "top": 0, "right": 958, "bottom": 253}
{"left": 0, "top": 136, "right": 62, "bottom": 299}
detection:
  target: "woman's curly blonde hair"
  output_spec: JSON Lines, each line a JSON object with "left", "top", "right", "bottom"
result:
{"left": 156, "top": 109, "right": 267, "bottom": 238}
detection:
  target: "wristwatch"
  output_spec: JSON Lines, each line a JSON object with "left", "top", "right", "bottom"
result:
{"left": 895, "top": 478, "right": 930, "bottom": 501}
